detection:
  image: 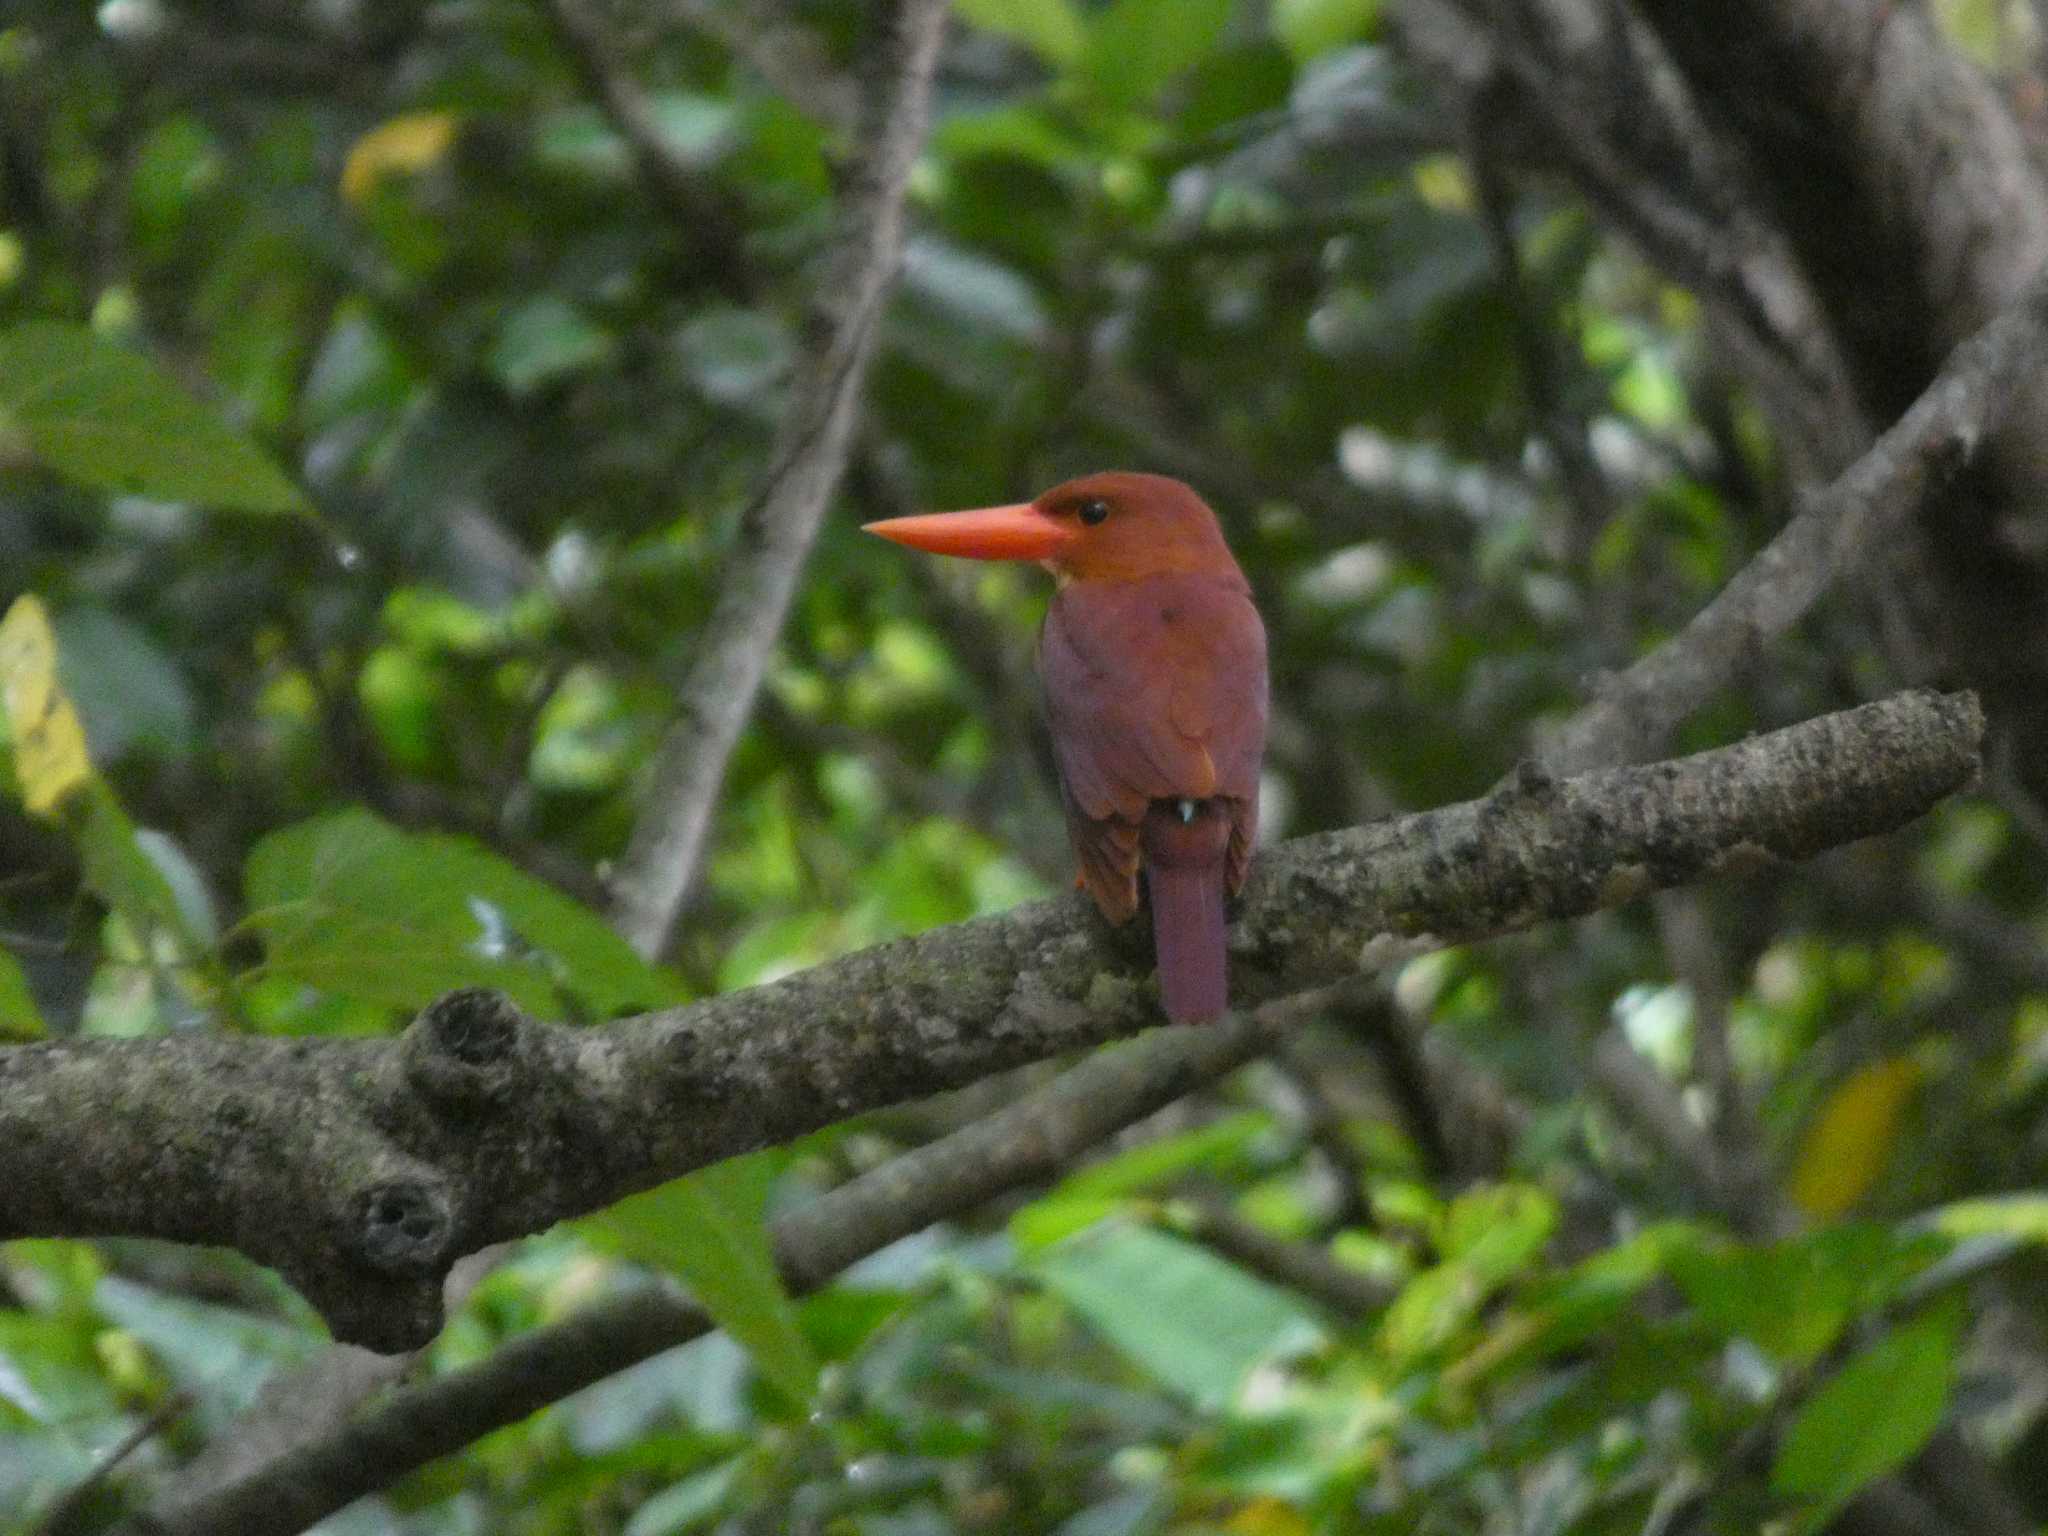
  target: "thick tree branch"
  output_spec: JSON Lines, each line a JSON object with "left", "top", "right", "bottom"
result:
{"left": 128, "top": 993, "right": 1312, "bottom": 1536}
{"left": 1542, "top": 266, "right": 2048, "bottom": 773}
{"left": 605, "top": 0, "right": 949, "bottom": 959}
{"left": 0, "top": 690, "right": 1981, "bottom": 1350}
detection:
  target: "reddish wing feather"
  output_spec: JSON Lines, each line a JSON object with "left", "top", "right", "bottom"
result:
{"left": 1040, "top": 572, "right": 1267, "bottom": 921}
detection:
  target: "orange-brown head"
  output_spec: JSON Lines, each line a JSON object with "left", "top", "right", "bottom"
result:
{"left": 864, "top": 471, "right": 1240, "bottom": 584}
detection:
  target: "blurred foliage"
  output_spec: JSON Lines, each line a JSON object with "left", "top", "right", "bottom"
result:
{"left": 3, "top": 0, "right": 2048, "bottom": 1532}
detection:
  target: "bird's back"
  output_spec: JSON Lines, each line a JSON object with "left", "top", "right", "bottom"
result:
{"left": 1040, "top": 569, "right": 1268, "bottom": 925}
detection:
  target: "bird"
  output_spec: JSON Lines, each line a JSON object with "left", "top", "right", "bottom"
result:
{"left": 865, "top": 471, "right": 1268, "bottom": 1023}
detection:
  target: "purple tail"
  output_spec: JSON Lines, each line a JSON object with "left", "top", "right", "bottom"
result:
{"left": 1141, "top": 800, "right": 1232, "bottom": 1024}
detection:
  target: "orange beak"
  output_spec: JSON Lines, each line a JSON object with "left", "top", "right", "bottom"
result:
{"left": 863, "top": 503, "right": 1077, "bottom": 563}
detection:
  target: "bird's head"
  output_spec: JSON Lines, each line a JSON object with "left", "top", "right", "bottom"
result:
{"left": 864, "top": 471, "right": 1237, "bottom": 584}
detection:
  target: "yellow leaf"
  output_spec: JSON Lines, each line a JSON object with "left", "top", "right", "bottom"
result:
{"left": 1226, "top": 1497, "right": 1312, "bottom": 1536}
{"left": 0, "top": 596, "right": 92, "bottom": 816}
{"left": 341, "top": 111, "right": 460, "bottom": 206}
{"left": 1787, "top": 1057, "right": 1924, "bottom": 1219}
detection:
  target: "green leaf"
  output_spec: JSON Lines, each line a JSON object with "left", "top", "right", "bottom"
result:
{"left": 798, "top": 1288, "right": 911, "bottom": 1363}
{"left": 1440, "top": 1183, "right": 1557, "bottom": 1281}
{"left": 244, "top": 808, "right": 685, "bottom": 1021}
{"left": 1083, "top": 0, "right": 1233, "bottom": 108}
{"left": 93, "top": 1276, "right": 320, "bottom": 1432}
{"left": 953, "top": 0, "right": 1086, "bottom": 66}
{"left": 74, "top": 785, "right": 204, "bottom": 956}
{"left": 489, "top": 297, "right": 615, "bottom": 397}
{"left": 535, "top": 95, "right": 735, "bottom": 181}
{"left": 1668, "top": 1224, "right": 1909, "bottom": 1365}
{"left": 675, "top": 308, "right": 791, "bottom": 406}
{"left": 584, "top": 1153, "right": 818, "bottom": 1407}
{"left": 1271, "top": 0, "right": 1379, "bottom": 63}
{"left": 0, "top": 948, "right": 44, "bottom": 1039}
{"left": 1772, "top": 1302, "right": 1959, "bottom": 1514}
{"left": 0, "top": 321, "right": 307, "bottom": 512}
{"left": 1010, "top": 1195, "right": 1129, "bottom": 1254}
{"left": 1031, "top": 1223, "right": 1325, "bottom": 1411}
{"left": 625, "top": 1459, "right": 741, "bottom": 1536}
{"left": 52, "top": 606, "right": 198, "bottom": 763}
{"left": 1055, "top": 1110, "right": 1270, "bottom": 1202}
{"left": 1929, "top": 1192, "right": 2048, "bottom": 1244}
{"left": 1378, "top": 1185, "right": 1558, "bottom": 1364}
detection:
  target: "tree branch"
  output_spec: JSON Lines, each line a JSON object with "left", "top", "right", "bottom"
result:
{"left": 1165, "top": 1196, "right": 1392, "bottom": 1318}
{"left": 1542, "top": 266, "right": 2048, "bottom": 773}
{"left": 605, "top": 0, "right": 950, "bottom": 959}
{"left": 129, "top": 992, "right": 1313, "bottom": 1536}
{"left": 662, "top": 0, "right": 860, "bottom": 133}
{"left": 542, "top": 0, "right": 750, "bottom": 280}
{"left": 1396, "top": 0, "right": 1865, "bottom": 469}
{"left": 0, "top": 689, "right": 1982, "bottom": 1350}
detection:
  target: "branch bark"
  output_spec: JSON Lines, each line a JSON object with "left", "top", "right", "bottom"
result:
{"left": 604, "top": 0, "right": 949, "bottom": 959}
{"left": 0, "top": 689, "right": 1982, "bottom": 1349}
{"left": 128, "top": 991, "right": 1315, "bottom": 1536}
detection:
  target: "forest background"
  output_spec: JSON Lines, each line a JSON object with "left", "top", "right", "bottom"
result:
{"left": 5, "top": 1, "right": 2048, "bottom": 1533}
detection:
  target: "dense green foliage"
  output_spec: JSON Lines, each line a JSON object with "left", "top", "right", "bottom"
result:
{"left": 3, "top": 1, "right": 2048, "bottom": 1533}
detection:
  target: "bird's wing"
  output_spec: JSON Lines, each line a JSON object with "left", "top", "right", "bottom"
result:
{"left": 1040, "top": 574, "right": 1268, "bottom": 915}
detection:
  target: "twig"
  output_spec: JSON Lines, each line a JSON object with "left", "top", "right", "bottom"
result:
{"left": 606, "top": 0, "right": 951, "bottom": 960}
{"left": 32, "top": 1391, "right": 191, "bottom": 1536}
{"left": 541, "top": 0, "right": 748, "bottom": 284}
{"left": 662, "top": 0, "right": 858, "bottom": 133}
{"left": 1589, "top": 1026, "right": 1784, "bottom": 1233}
{"left": 138, "top": 1248, "right": 510, "bottom": 1517}
{"left": 1327, "top": 986, "right": 1463, "bottom": 1181}
{"left": 1652, "top": 891, "right": 1744, "bottom": 1123}
{"left": 129, "top": 991, "right": 1324, "bottom": 1536}
{"left": 1464, "top": 75, "right": 1619, "bottom": 559}
{"left": 1640, "top": 889, "right": 1781, "bottom": 1238}
{"left": 1271, "top": 1037, "right": 1375, "bottom": 1231}
{"left": 1165, "top": 1195, "right": 1391, "bottom": 1318}
{"left": 1396, "top": 0, "right": 1862, "bottom": 470}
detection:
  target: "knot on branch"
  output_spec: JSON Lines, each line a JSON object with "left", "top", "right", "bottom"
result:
{"left": 357, "top": 1180, "right": 455, "bottom": 1274}
{"left": 1488, "top": 757, "right": 1559, "bottom": 811}
{"left": 282, "top": 1163, "right": 463, "bottom": 1352}
{"left": 402, "top": 988, "right": 535, "bottom": 1109}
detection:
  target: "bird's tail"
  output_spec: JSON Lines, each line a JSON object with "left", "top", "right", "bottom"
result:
{"left": 1141, "top": 799, "right": 1233, "bottom": 1024}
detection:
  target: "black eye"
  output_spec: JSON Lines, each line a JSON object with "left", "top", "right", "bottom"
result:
{"left": 1077, "top": 498, "right": 1109, "bottom": 526}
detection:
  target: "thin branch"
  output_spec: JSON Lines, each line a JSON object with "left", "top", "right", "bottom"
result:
{"left": 1271, "top": 1036, "right": 1375, "bottom": 1231}
{"left": 1396, "top": 0, "right": 1863, "bottom": 469}
{"left": 1165, "top": 1196, "right": 1391, "bottom": 1318}
{"left": 1590, "top": 1026, "right": 1784, "bottom": 1232}
{"left": 0, "top": 689, "right": 1982, "bottom": 1350}
{"left": 1326, "top": 986, "right": 1465, "bottom": 1181}
{"left": 662, "top": 0, "right": 859, "bottom": 132}
{"left": 1464, "top": 76, "right": 1619, "bottom": 557}
{"left": 606, "top": 0, "right": 951, "bottom": 959}
{"left": 31, "top": 1392, "right": 191, "bottom": 1536}
{"left": 1653, "top": 891, "right": 1744, "bottom": 1123}
{"left": 131, "top": 990, "right": 1322, "bottom": 1536}
{"left": 1542, "top": 265, "right": 2048, "bottom": 774}
{"left": 541, "top": 0, "right": 749, "bottom": 281}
